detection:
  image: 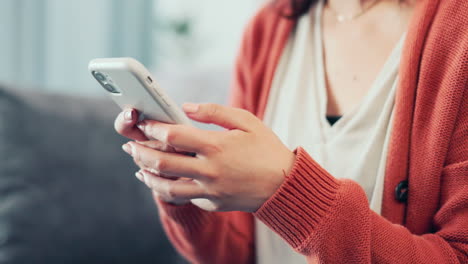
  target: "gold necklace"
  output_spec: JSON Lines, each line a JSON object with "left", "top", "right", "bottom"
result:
{"left": 328, "top": 0, "right": 381, "bottom": 22}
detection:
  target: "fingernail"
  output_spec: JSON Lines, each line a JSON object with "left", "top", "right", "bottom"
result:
{"left": 137, "top": 120, "right": 146, "bottom": 131}
{"left": 122, "top": 143, "right": 133, "bottom": 155}
{"left": 124, "top": 109, "right": 134, "bottom": 121}
{"left": 135, "top": 171, "right": 143, "bottom": 181}
{"left": 148, "top": 168, "right": 159, "bottom": 175}
{"left": 183, "top": 103, "right": 199, "bottom": 113}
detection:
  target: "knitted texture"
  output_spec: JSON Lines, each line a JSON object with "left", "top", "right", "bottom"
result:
{"left": 156, "top": 0, "right": 468, "bottom": 263}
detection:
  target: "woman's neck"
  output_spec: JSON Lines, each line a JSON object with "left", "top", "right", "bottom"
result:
{"left": 327, "top": 0, "right": 376, "bottom": 16}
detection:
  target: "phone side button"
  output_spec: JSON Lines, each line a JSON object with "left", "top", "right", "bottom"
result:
{"left": 153, "top": 88, "right": 162, "bottom": 96}
{"left": 161, "top": 97, "right": 170, "bottom": 107}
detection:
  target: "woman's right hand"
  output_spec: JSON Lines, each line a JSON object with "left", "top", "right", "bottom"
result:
{"left": 117, "top": 109, "right": 208, "bottom": 206}
{"left": 114, "top": 108, "right": 148, "bottom": 141}
{"left": 114, "top": 108, "right": 175, "bottom": 150}
{"left": 114, "top": 108, "right": 180, "bottom": 177}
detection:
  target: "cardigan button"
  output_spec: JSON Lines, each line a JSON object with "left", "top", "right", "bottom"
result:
{"left": 395, "top": 180, "right": 409, "bottom": 203}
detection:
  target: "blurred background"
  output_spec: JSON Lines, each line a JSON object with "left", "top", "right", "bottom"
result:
{"left": 0, "top": 0, "right": 262, "bottom": 97}
{"left": 0, "top": 1, "right": 263, "bottom": 263}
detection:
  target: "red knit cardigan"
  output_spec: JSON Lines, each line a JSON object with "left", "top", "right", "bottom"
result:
{"left": 156, "top": 0, "right": 468, "bottom": 263}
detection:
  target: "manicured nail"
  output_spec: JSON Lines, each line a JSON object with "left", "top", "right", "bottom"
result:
{"left": 148, "top": 168, "right": 159, "bottom": 175}
{"left": 183, "top": 103, "right": 199, "bottom": 113}
{"left": 124, "top": 109, "right": 134, "bottom": 121}
{"left": 122, "top": 143, "right": 132, "bottom": 155}
{"left": 135, "top": 171, "right": 144, "bottom": 181}
{"left": 137, "top": 120, "right": 146, "bottom": 131}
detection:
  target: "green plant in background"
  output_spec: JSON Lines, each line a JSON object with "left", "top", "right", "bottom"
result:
{"left": 154, "top": 15, "right": 200, "bottom": 67}
{"left": 170, "top": 19, "right": 192, "bottom": 36}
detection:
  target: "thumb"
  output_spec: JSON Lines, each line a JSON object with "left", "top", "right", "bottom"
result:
{"left": 182, "top": 103, "right": 258, "bottom": 131}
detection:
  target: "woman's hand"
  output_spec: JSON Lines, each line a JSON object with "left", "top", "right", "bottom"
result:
{"left": 114, "top": 107, "right": 184, "bottom": 202}
{"left": 114, "top": 108, "right": 177, "bottom": 153}
{"left": 121, "top": 103, "right": 296, "bottom": 212}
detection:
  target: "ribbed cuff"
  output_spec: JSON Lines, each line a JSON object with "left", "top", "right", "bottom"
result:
{"left": 254, "top": 147, "right": 340, "bottom": 249}
{"left": 156, "top": 198, "right": 213, "bottom": 234}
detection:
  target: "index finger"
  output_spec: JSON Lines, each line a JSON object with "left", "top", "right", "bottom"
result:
{"left": 114, "top": 108, "right": 148, "bottom": 141}
{"left": 137, "top": 120, "right": 216, "bottom": 154}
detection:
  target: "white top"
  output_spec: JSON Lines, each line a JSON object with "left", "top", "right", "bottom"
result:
{"left": 255, "top": 1, "right": 405, "bottom": 263}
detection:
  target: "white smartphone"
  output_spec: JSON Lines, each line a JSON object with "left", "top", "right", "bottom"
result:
{"left": 88, "top": 57, "right": 191, "bottom": 125}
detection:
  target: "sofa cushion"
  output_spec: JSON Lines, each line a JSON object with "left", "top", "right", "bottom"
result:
{"left": 0, "top": 86, "right": 185, "bottom": 264}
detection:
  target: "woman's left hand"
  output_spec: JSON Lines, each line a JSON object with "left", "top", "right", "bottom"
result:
{"left": 122, "top": 103, "right": 296, "bottom": 212}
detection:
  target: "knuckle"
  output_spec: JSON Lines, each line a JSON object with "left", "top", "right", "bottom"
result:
{"left": 164, "top": 128, "right": 178, "bottom": 144}
{"left": 193, "top": 165, "right": 210, "bottom": 180}
{"left": 205, "top": 104, "right": 219, "bottom": 119}
{"left": 209, "top": 166, "right": 221, "bottom": 179}
{"left": 154, "top": 158, "right": 167, "bottom": 171}
{"left": 229, "top": 129, "right": 244, "bottom": 138}
{"left": 165, "top": 184, "right": 176, "bottom": 200}
{"left": 203, "top": 139, "right": 223, "bottom": 154}
{"left": 201, "top": 165, "right": 219, "bottom": 182}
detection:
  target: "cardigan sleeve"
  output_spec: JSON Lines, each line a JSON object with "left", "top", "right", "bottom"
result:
{"left": 156, "top": 199, "right": 254, "bottom": 264}
{"left": 254, "top": 147, "right": 468, "bottom": 263}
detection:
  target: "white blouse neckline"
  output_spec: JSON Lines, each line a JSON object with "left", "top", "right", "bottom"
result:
{"left": 256, "top": 1, "right": 406, "bottom": 263}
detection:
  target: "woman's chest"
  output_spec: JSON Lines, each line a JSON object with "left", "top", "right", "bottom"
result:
{"left": 321, "top": 5, "right": 412, "bottom": 115}
{"left": 323, "top": 33, "right": 404, "bottom": 115}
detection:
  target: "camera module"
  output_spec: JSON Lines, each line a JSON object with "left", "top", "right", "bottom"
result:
{"left": 92, "top": 71, "right": 107, "bottom": 82}
{"left": 103, "top": 83, "right": 120, "bottom": 94}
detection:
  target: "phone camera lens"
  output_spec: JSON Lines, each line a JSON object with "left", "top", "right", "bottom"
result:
{"left": 103, "top": 83, "right": 120, "bottom": 94}
{"left": 92, "top": 71, "right": 107, "bottom": 82}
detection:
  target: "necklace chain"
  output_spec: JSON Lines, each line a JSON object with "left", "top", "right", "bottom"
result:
{"left": 328, "top": 0, "right": 381, "bottom": 22}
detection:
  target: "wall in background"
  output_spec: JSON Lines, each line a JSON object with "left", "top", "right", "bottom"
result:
{"left": 0, "top": 0, "right": 263, "bottom": 95}
{"left": 154, "top": 0, "right": 262, "bottom": 71}
{"left": 0, "top": 0, "right": 153, "bottom": 95}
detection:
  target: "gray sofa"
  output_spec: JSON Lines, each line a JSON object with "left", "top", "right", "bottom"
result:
{"left": 0, "top": 86, "right": 189, "bottom": 263}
